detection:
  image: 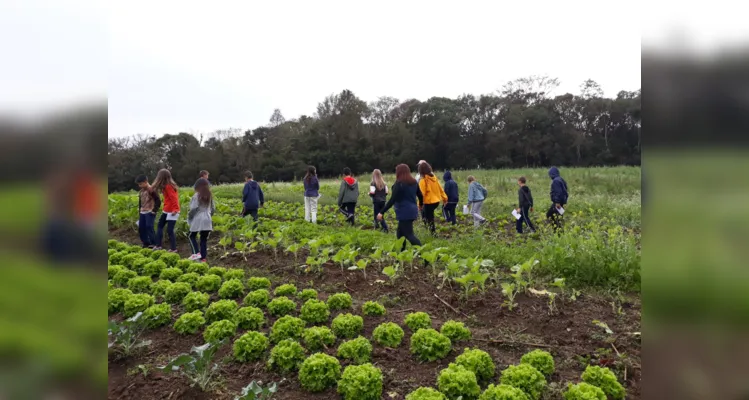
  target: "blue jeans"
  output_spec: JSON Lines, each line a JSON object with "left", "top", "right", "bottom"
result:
{"left": 189, "top": 230, "right": 211, "bottom": 260}
{"left": 443, "top": 203, "right": 457, "bottom": 224}
{"left": 372, "top": 201, "right": 389, "bottom": 232}
{"left": 155, "top": 213, "right": 177, "bottom": 250}
{"left": 138, "top": 212, "right": 156, "bottom": 247}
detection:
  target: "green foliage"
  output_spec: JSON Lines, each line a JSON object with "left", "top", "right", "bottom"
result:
{"left": 326, "top": 292, "right": 353, "bottom": 310}
{"left": 159, "top": 267, "right": 183, "bottom": 281}
{"left": 437, "top": 363, "right": 481, "bottom": 400}
{"left": 195, "top": 274, "right": 222, "bottom": 292}
{"left": 207, "top": 266, "right": 228, "bottom": 278}
{"left": 113, "top": 269, "right": 137, "bottom": 287}
{"left": 174, "top": 310, "right": 206, "bottom": 335}
{"left": 362, "top": 301, "right": 386, "bottom": 316}
{"left": 297, "top": 288, "right": 318, "bottom": 301}
{"left": 244, "top": 289, "right": 270, "bottom": 308}
{"left": 131, "top": 257, "right": 151, "bottom": 274}
{"left": 108, "top": 288, "right": 133, "bottom": 314}
{"left": 203, "top": 319, "right": 238, "bottom": 343}
{"left": 410, "top": 328, "right": 452, "bottom": 361}
{"left": 454, "top": 348, "right": 495, "bottom": 384}
{"left": 177, "top": 272, "right": 200, "bottom": 286}
{"left": 234, "top": 380, "right": 278, "bottom": 400}
{"left": 267, "top": 296, "right": 296, "bottom": 317}
{"left": 159, "top": 252, "right": 181, "bottom": 267}
{"left": 331, "top": 313, "right": 364, "bottom": 339}
{"left": 479, "top": 384, "right": 530, "bottom": 400}
{"left": 120, "top": 253, "right": 142, "bottom": 270}
{"left": 151, "top": 279, "right": 173, "bottom": 298}
{"left": 182, "top": 291, "right": 210, "bottom": 312}
{"left": 158, "top": 341, "right": 224, "bottom": 392}
{"left": 234, "top": 306, "right": 265, "bottom": 330}
{"left": 127, "top": 276, "right": 152, "bottom": 294}
{"left": 123, "top": 293, "right": 155, "bottom": 317}
{"left": 224, "top": 268, "right": 245, "bottom": 281}
{"left": 164, "top": 282, "right": 192, "bottom": 304}
{"left": 499, "top": 364, "right": 547, "bottom": 400}
{"left": 274, "top": 283, "right": 297, "bottom": 297}
{"left": 232, "top": 331, "right": 269, "bottom": 362}
{"left": 218, "top": 278, "right": 246, "bottom": 299}
{"left": 108, "top": 239, "right": 120, "bottom": 249}
{"left": 372, "top": 322, "right": 405, "bottom": 348}
{"left": 143, "top": 260, "right": 167, "bottom": 277}
{"left": 580, "top": 365, "right": 625, "bottom": 400}
{"left": 405, "top": 312, "right": 432, "bottom": 331}
{"left": 108, "top": 264, "right": 124, "bottom": 279}
{"left": 302, "top": 326, "right": 336, "bottom": 351}
{"left": 300, "top": 299, "right": 330, "bottom": 324}
{"left": 563, "top": 383, "right": 606, "bottom": 400}
{"left": 150, "top": 249, "right": 167, "bottom": 261}
{"left": 142, "top": 303, "right": 172, "bottom": 328}
{"left": 406, "top": 387, "right": 447, "bottom": 400}
{"left": 270, "top": 316, "right": 306, "bottom": 343}
{"left": 186, "top": 262, "right": 209, "bottom": 275}
{"left": 298, "top": 353, "right": 341, "bottom": 392}
{"left": 108, "top": 311, "right": 151, "bottom": 356}
{"left": 520, "top": 349, "right": 555, "bottom": 376}
{"left": 108, "top": 251, "right": 127, "bottom": 265}
{"left": 440, "top": 320, "right": 472, "bottom": 342}
{"left": 267, "top": 339, "right": 305, "bottom": 373}
{"left": 205, "top": 299, "right": 239, "bottom": 323}
{"left": 247, "top": 277, "right": 271, "bottom": 290}
{"left": 138, "top": 247, "right": 154, "bottom": 257}
{"left": 337, "top": 336, "right": 372, "bottom": 364}
{"left": 108, "top": 280, "right": 113, "bottom": 290}
{"left": 176, "top": 258, "right": 194, "bottom": 271}
{"left": 337, "top": 363, "right": 383, "bottom": 400}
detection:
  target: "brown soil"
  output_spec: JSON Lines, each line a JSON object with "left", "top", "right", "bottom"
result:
{"left": 108, "top": 229, "right": 641, "bottom": 400}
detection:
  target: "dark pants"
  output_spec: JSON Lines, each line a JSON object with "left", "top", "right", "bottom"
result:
{"left": 243, "top": 208, "right": 259, "bottom": 222}
{"left": 339, "top": 202, "right": 356, "bottom": 226}
{"left": 516, "top": 206, "right": 536, "bottom": 233}
{"left": 189, "top": 230, "right": 211, "bottom": 260}
{"left": 396, "top": 219, "right": 422, "bottom": 251}
{"left": 372, "top": 201, "right": 389, "bottom": 232}
{"left": 422, "top": 203, "right": 439, "bottom": 234}
{"left": 155, "top": 213, "right": 177, "bottom": 250}
{"left": 138, "top": 212, "right": 156, "bottom": 247}
{"left": 546, "top": 204, "right": 564, "bottom": 231}
{"left": 443, "top": 203, "right": 457, "bottom": 224}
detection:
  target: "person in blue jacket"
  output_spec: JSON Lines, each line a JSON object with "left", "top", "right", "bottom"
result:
{"left": 241, "top": 170, "right": 264, "bottom": 222}
{"left": 546, "top": 166, "right": 568, "bottom": 230}
{"left": 442, "top": 171, "right": 459, "bottom": 225}
{"left": 377, "top": 164, "right": 424, "bottom": 251}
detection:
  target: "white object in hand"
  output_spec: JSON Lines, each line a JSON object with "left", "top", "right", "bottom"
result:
{"left": 369, "top": 185, "right": 376, "bottom": 194}
{"left": 462, "top": 205, "right": 470, "bottom": 215}
{"left": 557, "top": 206, "right": 565, "bottom": 215}
{"left": 166, "top": 212, "right": 180, "bottom": 221}
{"left": 511, "top": 209, "right": 522, "bottom": 220}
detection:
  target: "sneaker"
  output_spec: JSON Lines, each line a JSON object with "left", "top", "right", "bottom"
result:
{"left": 153, "top": 246, "right": 163, "bottom": 250}
{"left": 168, "top": 249, "right": 178, "bottom": 253}
{"left": 188, "top": 254, "right": 201, "bottom": 261}
{"left": 200, "top": 259, "right": 207, "bottom": 263}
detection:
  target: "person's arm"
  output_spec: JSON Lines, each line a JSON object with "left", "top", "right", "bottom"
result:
{"left": 467, "top": 184, "right": 475, "bottom": 203}
{"left": 527, "top": 187, "right": 534, "bottom": 207}
{"left": 418, "top": 180, "right": 426, "bottom": 207}
{"left": 150, "top": 189, "right": 161, "bottom": 213}
{"left": 138, "top": 192, "right": 142, "bottom": 212}
{"left": 242, "top": 183, "right": 249, "bottom": 203}
{"left": 337, "top": 181, "right": 345, "bottom": 206}
{"left": 439, "top": 183, "right": 448, "bottom": 204}
{"left": 258, "top": 185, "right": 265, "bottom": 206}
{"left": 380, "top": 183, "right": 398, "bottom": 215}
{"left": 416, "top": 184, "right": 424, "bottom": 207}
{"left": 210, "top": 197, "right": 216, "bottom": 215}
{"left": 188, "top": 196, "right": 199, "bottom": 220}
{"left": 551, "top": 180, "right": 562, "bottom": 205}
{"left": 313, "top": 177, "right": 319, "bottom": 191}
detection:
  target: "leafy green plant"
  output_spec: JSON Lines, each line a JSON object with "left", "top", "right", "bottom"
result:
{"left": 563, "top": 383, "right": 606, "bottom": 400}
{"left": 274, "top": 283, "right": 297, "bottom": 297}
{"left": 158, "top": 341, "right": 225, "bottom": 391}
{"left": 479, "top": 384, "right": 530, "bottom": 400}
{"left": 300, "top": 299, "right": 330, "bottom": 324}
{"left": 296, "top": 288, "right": 318, "bottom": 301}
{"left": 205, "top": 299, "right": 239, "bottom": 323}
{"left": 499, "top": 364, "right": 547, "bottom": 400}
{"left": 108, "top": 264, "right": 124, "bottom": 279}
{"left": 337, "top": 336, "right": 372, "bottom": 364}
{"left": 520, "top": 349, "right": 555, "bottom": 376}
{"left": 143, "top": 260, "right": 167, "bottom": 277}
{"left": 177, "top": 272, "right": 201, "bottom": 286}
{"left": 234, "top": 381, "right": 278, "bottom": 400}
{"left": 131, "top": 257, "right": 152, "bottom": 275}
{"left": 159, "top": 267, "right": 183, "bottom": 281}
{"left": 509, "top": 258, "right": 539, "bottom": 294}
{"left": 244, "top": 289, "right": 270, "bottom": 308}
{"left": 182, "top": 291, "right": 211, "bottom": 311}
{"left": 186, "top": 262, "right": 209, "bottom": 275}
{"left": 247, "top": 277, "right": 272, "bottom": 290}
{"left": 233, "top": 331, "right": 269, "bottom": 362}
{"left": 108, "top": 312, "right": 151, "bottom": 356}
{"left": 338, "top": 363, "right": 383, "bottom": 400}
{"left": 224, "top": 269, "right": 246, "bottom": 281}
{"left": 406, "top": 387, "right": 447, "bottom": 400}
{"left": 165, "top": 282, "right": 192, "bottom": 304}
{"left": 142, "top": 303, "right": 172, "bottom": 328}
{"left": 109, "top": 251, "right": 128, "bottom": 265}
{"left": 501, "top": 282, "right": 519, "bottom": 311}
{"left": 203, "top": 319, "right": 238, "bottom": 343}
{"left": 219, "top": 278, "right": 246, "bottom": 299}
{"left": 124, "top": 293, "right": 155, "bottom": 317}
{"left": 331, "top": 313, "right": 364, "bottom": 339}
{"left": 440, "top": 320, "right": 472, "bottom": 342}
{"left": 404, "top": 312, "right": 432, "bottom": 331}
{"left": 580, "top": 365, "right": 625, "bottom": 400}
{"left": 235, "top": 306, "right": 265, "bottom": 330}
{"left": 302, "top": 326, "right": 336, "bottom": 351}
{"left": 267, "top": 339, "right": 305, "bottom": 373}
{"left": 196, "top": 274, "right": 223, "bottom": 292}
{"left": 174, "top": 310, "right": 207, "bottom": 335}
{"left": 362, "top": 301, "right": 386, "bottom": 316}
{"left": 176, "top": 258, "right": 195, "bottom": 271}
{"left": 437, "top": 363, "right": 481, "bottom": 400}
{"left": 372, "top": 322, "right": 405, "bottom": 348}
{"left": 410, "top": 328, "right": 452, "bottom": 361}
{"left": 113, "top": 269, "right": 137, "bottom": 287}
{"left": 268, "top": 296, "right": 297, "bottom": 317}
{"left": 151, "top": 279, "right": 173, "bottom": 298}
{"left": 455, "top": 348, "right": 495, "bottom": 384}
{"left": 270, "top": 316, "right": 306, "bottom": 343}
{"left": 298, "top": 353, "right": 341, "bottom": 392}
{"left": 207, "top": 266, "right": 228, "bottom": 278}
{"left": 326, "top": 292, "right": 353, "bottom": 310}
{"left": 158, "top": 252, "right": 180, "bottom": 267}
{"left": 108, "top": 288, "right": 133, "bottom": 314}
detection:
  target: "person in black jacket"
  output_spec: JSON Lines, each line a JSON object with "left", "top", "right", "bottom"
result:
{"left": 442, "top": 171, "right": 459, "bottom": 225}
{"left": 515, "top": 176, "right": 536, "bottom": 233}
{"left": 241, "top": 171, "right": 264, "bottom": 222}
{"left": 377, "top": 164, "right": 423, "bottom": 251}
{"left": 369, "top": 169, "right": 389, "bottom": 233}
{"left": 546, "top": 166, "right": 569, "bottom": 231}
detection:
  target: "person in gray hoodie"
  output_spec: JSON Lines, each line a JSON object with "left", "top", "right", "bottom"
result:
{"left": 188, "top": 178, "right": 215, "bottom": 261}
{"left": 337, "top": 167, "right": 359, "bottom": 226}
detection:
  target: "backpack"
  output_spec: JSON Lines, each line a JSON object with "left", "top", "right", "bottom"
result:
{"left": 478, "top": 183, "right": 488, "bottom": 198}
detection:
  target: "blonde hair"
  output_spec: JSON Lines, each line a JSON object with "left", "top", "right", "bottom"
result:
{"left": 152, "top": 168, "right": 178, "bottom": 192}
{"left": 372, "top": 169, "right": 386, "bottom": 191}
{"left": 467, "top": 175, "right": 476, "bottom": 183}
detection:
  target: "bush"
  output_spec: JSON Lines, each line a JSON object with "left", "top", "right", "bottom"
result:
{"left": 437, "top": 363, "right": 481, "bottom": 400}
{"left": 207, "top": 266, "right": 227, "bottom": 277}
{"left": 268, "top": 339, "right": 305, "bottom": 373}
{"left": 218, "top": 278, "right": 245, "bottom": 299}
{"left": 298, "top": 353, "right": 341, "bottom": 392}
{"left": 405, "top": 312, "right": 432, "bottom": 331}
{"left": 120, "top": 253, "right": 143, "bottom": 269}
{"left": 406, "top": 387, "right": 447, "bottom": 400}
{"left": 177, "top": 272, "right": 200, "bottom": 286}
{"left": 127, "top": 276, "right": 152, "bottom": 294}
{"left": 268, "top": 296, "right": 296, "bottom": 317}
{"left": 362, "top": 301, "right": 386, "bottom": 316}
{"left": 203, "top": 319, "right": 238, "bottom": 343}
{"left": 108, "top": 251, "right": 127, "bottom": 265}
{"left": 159, "top": 267, "right": 183, "bottom": 281}
{"left": 247, "top": 276, "right": 271, "bottom": 290}
{"left": 182, "top": 291, "right": 210, "bottom": 312}
{"left": 580, "top": 366, "right": 625, "bottom": 400}
{"left": 176, "top": 258, "right": 194, "bottom": 271}
{"left": 186, "top": 262, "right": 208, "bottom": 275}
{"left": 563, "top": 383, "right": 606, "bottom": 400}
{"left": 108, "top": 288, "right": 133, "bottom": 314}
{"left": 338, "top": 363, "right": 383, "bottom": 400}
{"left": 300, "top": 299, "right": 330, "bottom": 324}
{"left": 520, "top": 349, "right": 555, "bottom": 376}
{"left": 302, "top": 327, "right": 336, "bottom": 351}
{"left": 499, "top": 364, "right": 547, "bottom": 400}
{"left": 223, "top": 269, "right": 245, "bottom": 281}
{"left": 244, "top": 289, "right": 270, "bottom": 308}
{"left": 131, "top": 257, "right": 151, "bottom": 274}
{"left": 234, "top": 306, "right": 265, "bottom": 330}
{"left": 479, "top": 384, "right": 530, "bottom": 400}
{"left": 151, "top": 279, "right": 173, "bottom": 298}
{"left": 108, "top": 264, "right": 124, "bottom": 279}
{"left": 112, "top": 269, "right": 137, "bottom": 287}
{"left": 233, "top": 331, "right": 269, "bottom": 362}
{"left": 337, "top": 336, "right": 372, "bottom": 364}
{"left": 173, "top": 310, "right": 206, "bottom": 334}
{"left": 326, "top": 292, "right": 353, "bottom": 310}
{"left": 164, "top": 282, "right": 192, "bottom": 304}
{"left": 270, "top": 316, "right": 305, "bottom": 343}
{"left": 108, "top": 280, "right": 113, "bottom": 290}
{"left": 274, "top": 283, "right": 297, "bottom": 297}
{"left": 331, "top": 313, "right": 364, "bottom": 339}
{"left": 123, "top": 293, "right": 155, "bottom": 317}
{"left": 108, "top": 239, "right": 119, "bottom": 249}
{"left": 159, "top": 252, "right": 181, "bottom": 267}
{"left": 143, "top": 260, "right": 167, "bottom": 277}
{"left": 440, "top": 320, "right": 472, "bottom": 342}
{"left": 372, "top": 322, "right": 405, "bottom": 348}
{"left": 297, "top": 288, "right": 318, "bottom": 301}
{"left": 142, "top": 303, "right": 172, "bottom": 328}
{"left": 205, "top": 299, "right": 239, "bottom": 323}
{"left": 410, "top": 328, "right": 452, "bottom": 361}
{"left": 195, "top": 274, "right": 222, "bottom": 292}
{"left": 455, "top": 348, "right": 495, "bottom": 384}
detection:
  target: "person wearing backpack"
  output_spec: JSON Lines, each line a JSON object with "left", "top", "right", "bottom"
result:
{"left": 466, "top": 175, "right": 488, "bottom": 228}
{"left": 546, "top": 166, "right": 569, "bottom": 231}
{"left": 337, "top": 167, "right": 360, "bottom": 226}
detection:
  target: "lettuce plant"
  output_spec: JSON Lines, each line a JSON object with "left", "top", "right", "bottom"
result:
{"left": 131, "top": 257, "right": 151, "bottom": 274}
{"left": 108, "top": 251, "right": 127, "bottom": 265}
{"left": 520, "top": 349, "right": 555, "bottom": 376}
{"left": 405, "top": 312, "right": 432, "bottom": 331}
{"left": 372, "top": 322, "right": 405, "bottom": 348}
{"left": 196, "top": 274, "right": 222, "bottom": 292}
{"left": 182, "top": 291, "right": 210, "bottom": 312}
{"left": 406, "top": 387, "right": 447, "bottom": 400}
{"left": 205, "top": 299, "right": 239, "bottom": 323}
{"left": 267, "top": 296, "right": 296, "bottom": 317}
{"left": 159, "top": 267, "right": 183, "bottom": 281}
{"left": 331, "top": 313, "right": 364, "bottom": 339}
{"left": 499, "top": 364, "right": 547, "bottom": 400}
{"left": 124, "top": 293, "right": 155, "bottom": 317}
{"left": 300, "top": 299, "right": 330, "bottom": 324}
{"left": 267, "top": 339, "right": 305, "bottom": 373}
{"left": 337, "top": 336, "right": 373, "bottom": 364}
{"left": 247, "top": 277, "right": 271, "bottom": 290}
{"left": 207, "top": 266, "right": 228, "bottom": 278}
{"left": 151, "top": 279, "right": 173, "bottom": 298}
{"left": 174, "top": 310, "right": 206, "bottom": 335}
{"left": 108, "top": 264, "right": 124, "bottom": 279}
{"left": 302, "top": 326, "right": 336, "bottom": 351}
{"left": 233, "top": 331, "right": 269, "bottom": 362}
{"left": 455, "top": 348, "right": 495, "bottom": 384}
{"left": 244, "top": 289, "right": 270, "bottom": 308}
{"left": 326, "top": 292, "right": 353, "bottom": 310}
{"left": 297, "top": 288, "right": 318, "bottom": 301}
{"left": 337, "top": 363, "right": 383, "bottom": 400}
{"left": 186, "top": 262, "right": 209, "bottom": 275}
{"left": 270, "top": 316, "right": 305, "bottom": 343}
{"left": 120, "top": 253, "right": 143, "bottom": 270}
{"left": 234, "top": 306, "right": 265, "bottom": 330}
{"left": 159, "top": 252, "right": 180, "bottom": 267}
{"left": 164, "top": 282, "right": 192, "bottom": 304}
{"left": 298, "top": 353, "right": 341, "bottom": 392}
{"left": 108, "top": 288, "right": 133, "bottom": 314}
{"left": 440, "top": 320, "right": 472, "bottom": 342}
{"left": 410, "top": 328, "right": 452, "bottom": 361}
{"left": 274, "top": 283, "right": 297, "bottom": 297}
{"left": 563, "top": 382, "right": 606, "bottom": 400}
{"left": 140, "top": 303, "right": 171, "bottom": 328}
{"left": 113, "top": 269, "right": 137, "bottom": 287}
{"left": 143, "top": 260, "right": 167, "bottom": 277}
{"left": 177, "top": 272, "right": 200, "bottom": 286}
{"left": 479, "top": 384, "right": 530, "bottom": 400}
{"left": 218, "top": 278, "right": 246, "bottom": 299}
{"left": 176, "top": 258, "right": 194, "bottom": 271}
{"left": 203, "top": 319, "right": 237, "bottom": 343}
{"left": 437, "top": 363, "right": 481, "bottom": 400}
{"left": 362, "top": 301, "right": 386, "bottom": 316}
{"left": 224, "top": 268, "right": 245, "bottom": 281}
{"left": 580, "top": 365, "right": 625, "bottom": 400}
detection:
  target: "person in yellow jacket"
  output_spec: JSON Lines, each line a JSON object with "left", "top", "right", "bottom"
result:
{"left": 417, "top": 161, "right": 447, "bottom": 235}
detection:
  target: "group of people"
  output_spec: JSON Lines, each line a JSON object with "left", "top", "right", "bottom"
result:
{"left": 135, "top": 161, "right": 569, "bottom": 261}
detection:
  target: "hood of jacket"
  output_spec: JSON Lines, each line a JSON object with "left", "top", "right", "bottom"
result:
{"left": 443, "top": 171, "right": 453, "bottom": 181}
{"left": 548, "top": 167, "right": 560, "bottom": 179}
{"left": 343, "top": 176, "right": 357, "bottom": 188}
{"left": 422, "top": 174, "right": 439, "bottom": 184}
{"left": 246, "top": 180, "right": 259, "bottom": 189}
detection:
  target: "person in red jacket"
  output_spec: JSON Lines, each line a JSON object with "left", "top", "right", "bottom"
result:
{"left": 152, "top": 169, "right": 181, "bottom": 252}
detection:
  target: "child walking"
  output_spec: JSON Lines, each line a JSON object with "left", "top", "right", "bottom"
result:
{"left": 369, "top": 169, "right": 389, "bottom": 233}
{"left": 516, "top": 176, "right": 536, "bottom": 233}
{"left": 188, "top": 178, "right": 215, "bottom": 262}
{"left": 442, "top": 171, "right": 459, "bottom": 225}
{"left": 241, "top": 171, "right": 264, "bottom": 222}
{"left": 417, "top": 162, "right": 447, "bottom": 235}
{"left": 136, "top": 174, "right": 160, "bottom": 248}
{"left": 377, "top": 164, "right": 423, "bottom": 251}
{"left": 303, "top": 166, "right": 320, "bottom": 223}
{"left": 152, "top": 169, "right": 180, "bottom": 252}
{"left": 337, "top": 167, "right": 359, "bottom": 226}
{"left": 466, "top": 176, "right": 488, "bottom": 228}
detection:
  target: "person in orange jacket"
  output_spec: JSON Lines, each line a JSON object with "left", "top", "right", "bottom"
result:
{"left": 417, "top": 161, "right": 447, "bottom": 235}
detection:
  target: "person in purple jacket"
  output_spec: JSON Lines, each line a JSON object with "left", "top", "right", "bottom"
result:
{"left": 303, "top": 165, "right": 320, "bottom": 223}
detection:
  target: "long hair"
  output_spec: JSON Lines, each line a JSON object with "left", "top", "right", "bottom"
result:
{"left": 195, "top": 179, "right": 212, "bottom": 206}
{"left": 152, "top": 169, "right": 178, "bottom": 192}
{"left": 395, "top": 164, "right": 416, "bottom": 185}
{"left": 372, "top": 169, "right": 386, "bottom": 191}
{"left": 417, "top": 161, "right": 434, "bottom": 177}
{"left": 304, "top": 166, "right": 316, "bottom": 183}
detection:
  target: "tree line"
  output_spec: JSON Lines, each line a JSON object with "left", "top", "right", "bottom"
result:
{"left": 107, "top": 76, "right": 641, "bottom": 193}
